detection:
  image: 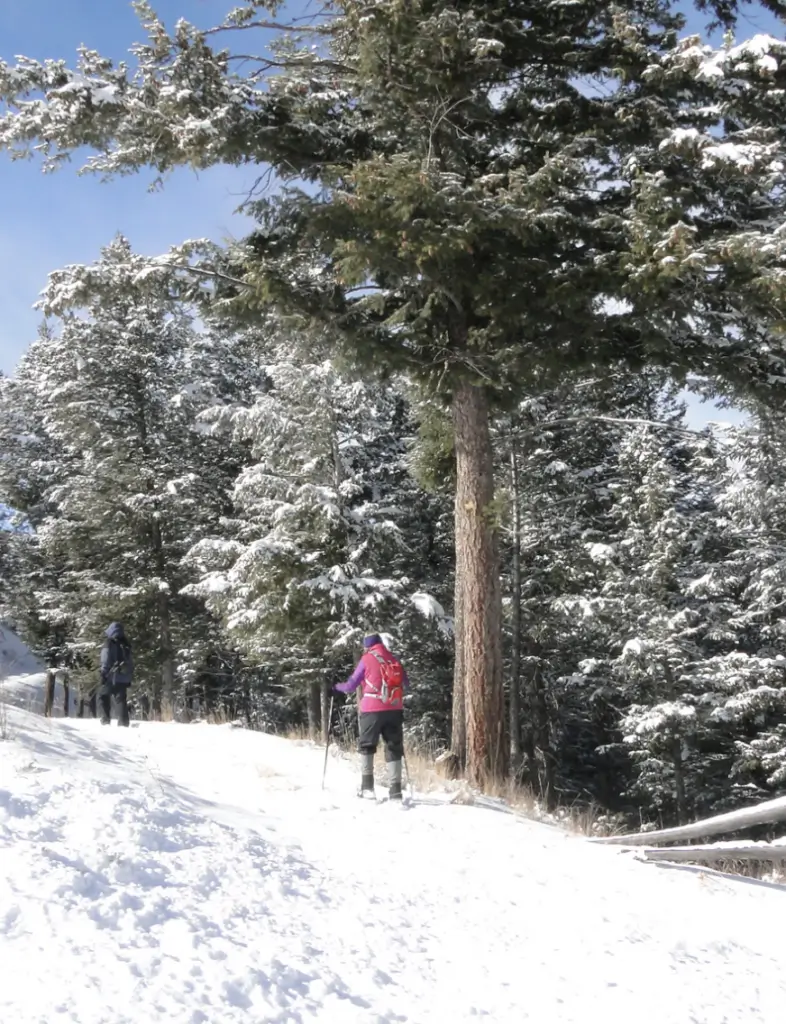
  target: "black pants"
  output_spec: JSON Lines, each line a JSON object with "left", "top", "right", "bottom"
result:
{"left": 358, "top": 710, "right": 404, "bottom": 762}
{"left": 99, "top": 685, "right": 130, "bottom": 727}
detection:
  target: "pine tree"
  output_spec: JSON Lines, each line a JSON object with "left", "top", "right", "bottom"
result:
{"left": 186, "top": 327, "right": 433, "bottom": 736}
{"left": 3, "top": 1, "right": 786, "bottom": 783}
{"left": 570, "top": 413, "right": 778, "bottom": 825}
{"left": 5, "top": 238, "right": 264, "bottom": 713}
{"left": 706, "top": 410, "right": 786, "bottom": 804}
{"left": 490, "top": 372, "right": 671, "bottom": 805}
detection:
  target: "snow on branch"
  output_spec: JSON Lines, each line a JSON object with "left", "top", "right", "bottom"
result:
{"left": 411, "top": 591, "right": 453, "bottom": 636}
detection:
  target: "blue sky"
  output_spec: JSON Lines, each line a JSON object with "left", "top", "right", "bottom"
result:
{"left": 0, "top": 1, "right": 782, "bottom": 429}
{"left": 0, "top": 0, "right": 260, "bottom": 376}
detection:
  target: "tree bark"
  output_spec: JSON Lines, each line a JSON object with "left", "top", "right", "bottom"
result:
{"left": 450, "top": 543, "right": 467, "bottom": 770}
{"left": 452, "top": 378, "right": 507, "bottom": 787}
{"left": 509, "top": 443, "right": 522, "bottom": 772}
{"left": 43, "top": 670, "right": 55, "bottom": 717}
{"left": 307, "top": 680, "right": 322, "bottom": 741}
{"left": 320, "top": 680, "right": 331, "bottom": 744}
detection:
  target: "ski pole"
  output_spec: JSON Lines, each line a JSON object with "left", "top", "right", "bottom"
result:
{"left": 321, "top": 693, "right": 334, "bottom": 790}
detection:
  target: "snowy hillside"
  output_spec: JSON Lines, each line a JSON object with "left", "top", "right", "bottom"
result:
{"left": 0, "top": 624, "right": 79, "bottom": 716}
{"left": 2, "top": 681, "right": 786, "bottom": 1021}
{"left": 0, "top": 624, "right": 48, "bottom": 712}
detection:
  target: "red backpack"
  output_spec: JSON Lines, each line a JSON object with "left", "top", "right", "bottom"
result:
{"left": 365, "top": 650, "right": 405, "bottom": 706}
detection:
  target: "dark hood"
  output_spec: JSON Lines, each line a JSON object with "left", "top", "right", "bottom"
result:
{"left": 106, "top": 622, "right": 125, "bottom": 641}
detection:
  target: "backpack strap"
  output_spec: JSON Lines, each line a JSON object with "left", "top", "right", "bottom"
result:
{"left": 109, "top": 638, "right": 127, "bottom": 677}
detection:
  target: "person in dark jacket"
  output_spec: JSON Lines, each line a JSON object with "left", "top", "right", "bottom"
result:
{"left": 334, "top": 633, "right": 410, "bottom": 800}
{"left": 99, "top": 622, "right": 133, "bottom": 727}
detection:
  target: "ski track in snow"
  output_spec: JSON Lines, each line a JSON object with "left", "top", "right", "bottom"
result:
{"left": 2, "top": 690, "right": 786, "bottom": 1021}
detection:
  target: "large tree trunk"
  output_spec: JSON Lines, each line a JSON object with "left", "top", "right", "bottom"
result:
{"left": 450, "top": 545, "right": 467, "bottom": 770}
{"left": 509, "top": 444, "right": 522, "bottom": 773}
{"left": 452, "top": 378, "right": 507, "bottom": 787}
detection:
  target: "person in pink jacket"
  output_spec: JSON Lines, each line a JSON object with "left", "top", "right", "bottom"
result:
{"left": 334, "top": 633, "right": 410, "bottom": 799}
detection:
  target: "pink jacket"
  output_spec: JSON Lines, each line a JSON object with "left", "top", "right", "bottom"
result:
{"left": 335, "top": 643, "right": 410, "bottom": 713}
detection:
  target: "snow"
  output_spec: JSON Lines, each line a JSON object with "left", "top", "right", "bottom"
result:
{"left": 701, "top": 142, "right": 760, "bottom": 170}
{"left": 50, "top": 73, "right": 119, "bottom": 106}
{"left": 659, "top": 127, "right": 702, "bottom": 150}
{"left": 682, "top": 32, "right": 783, "bottom": 82}
{"left": 3, "top": 668, "right": 786, "bottom": 1021}
{"left": 586, "top": 542, "right": 615, "bottom": 563}
{"left": 410, "top": 591, "right": 454, "bottom": 635}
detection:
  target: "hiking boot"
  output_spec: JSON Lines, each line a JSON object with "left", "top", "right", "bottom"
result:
{"left": 387, "top": 759, "right": 403, "bottom": 800}
{"left": 358, "top": 751, "right": 375, "bottom": 798}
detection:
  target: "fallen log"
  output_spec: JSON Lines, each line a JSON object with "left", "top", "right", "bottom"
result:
{"left": 595, "top": 795, "right": 786, "bottom": 847}
{"left": 631, "top": 840, "right": 786, "bottom": 863}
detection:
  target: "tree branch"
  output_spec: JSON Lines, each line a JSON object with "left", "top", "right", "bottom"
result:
{"left": 136, "top": 262, "right": 252, "bottom": 291}
{"left": 505, "top": 415, "right": 707, "bottom": 441}
{"left": 203, "top": 19, "right": 335, "bottom": 38}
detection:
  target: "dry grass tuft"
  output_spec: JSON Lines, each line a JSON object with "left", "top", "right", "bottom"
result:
{"left": 157, "top": 700, "right": 176, "bottom": 723}
{"left": 204, "top": 706, "right": 231, "bottom": 726}
{"left": 283, "top": 725, "right": 312, "bottom": 743}
{"left": 402, "top": 744, "right": 445, "bottom": 793}
{"left": 554, "top": 801, "right": 623, "bottom": 838}
{"left": 447, "top": 785, "right": 476, "bottom": 806}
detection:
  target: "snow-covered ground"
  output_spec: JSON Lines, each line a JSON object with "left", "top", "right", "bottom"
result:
{"left": 2, "top": 672, "right": 786, "bottom": 1022}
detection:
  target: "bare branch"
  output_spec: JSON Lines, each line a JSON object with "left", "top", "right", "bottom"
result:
{"left": 141, "top": 262, "right": 251, "bottom": 290}
{"left": 503, "top": 415, "right": 705, "bottom": 442}
{"left": 228, "top": 53, "right": 353, "bottom": 74}
{"left": 203, "top": 19, "right": 335, "bottom": 38}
